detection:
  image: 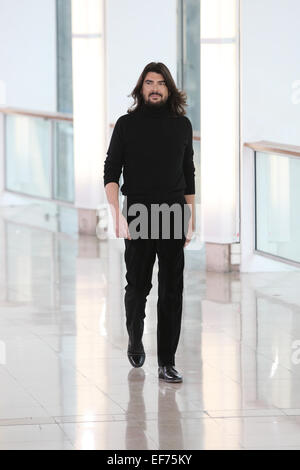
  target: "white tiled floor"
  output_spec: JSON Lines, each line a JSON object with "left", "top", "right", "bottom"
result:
{"left": 2, "top": 212, "right": 300, "bottom": 449}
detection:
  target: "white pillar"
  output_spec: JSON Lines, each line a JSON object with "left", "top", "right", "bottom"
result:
{"left": 71, "top": 0, "right": 107, "bottom": 234}
{"left": 201, "top": 0, "right": 240, "bottom": 270}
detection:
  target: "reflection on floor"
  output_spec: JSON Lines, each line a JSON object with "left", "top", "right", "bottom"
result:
{"left": 2, "top": 213, "right": 300, "bottom": 450}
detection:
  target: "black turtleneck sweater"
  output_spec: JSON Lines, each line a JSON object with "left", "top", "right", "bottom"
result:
{"left": 103, "top": 101, "right": 195, "bottom": 201}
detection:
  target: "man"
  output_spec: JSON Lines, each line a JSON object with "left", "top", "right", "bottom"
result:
{"left": 103, "top": 62, "right": 195, "bottom": 383}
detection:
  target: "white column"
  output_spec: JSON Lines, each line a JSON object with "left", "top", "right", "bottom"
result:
{"left": 201, "top": 0, "right": 240, "bottom": 270}
{"left": 71, "top": 0, "right": 107, "bottom": 234}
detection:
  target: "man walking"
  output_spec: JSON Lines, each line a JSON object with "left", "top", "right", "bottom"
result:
{"left": 104, "top": 62, "right": 195, "bottom": 383}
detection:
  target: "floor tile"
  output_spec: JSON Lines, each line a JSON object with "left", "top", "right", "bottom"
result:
{"left": 1, "top": 214, "right": 300, "bottom": 449}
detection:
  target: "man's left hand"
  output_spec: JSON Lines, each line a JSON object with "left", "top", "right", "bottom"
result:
{"left": 184, "top": 218, "right": 195, "bottom": 248}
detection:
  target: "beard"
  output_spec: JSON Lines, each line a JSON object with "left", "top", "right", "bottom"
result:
{"left": 145, "top": 95, "right": 167, "bottom": 108}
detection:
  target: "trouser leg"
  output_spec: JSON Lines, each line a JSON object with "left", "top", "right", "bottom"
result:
{"left": 124, "top": 238, "right": 156, "bottom": 351}
{"left": 156, "top": 237, "right": 185, "bottom": 367}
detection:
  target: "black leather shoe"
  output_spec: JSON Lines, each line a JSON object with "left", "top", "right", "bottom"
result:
{"left": 127, "top": 340, "right": 145, "bottom": 368}
{"left": 158, "top": 366, "right": 183, "bottom": 383}
{"left": 127, "top": 352, "right": 145, "bottom": 368}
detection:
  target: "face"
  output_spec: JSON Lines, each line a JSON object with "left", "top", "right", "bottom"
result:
{"left": 141, "top": 71, "right": 170, "bottom": 106}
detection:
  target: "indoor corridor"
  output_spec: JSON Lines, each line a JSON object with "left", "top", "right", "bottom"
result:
{"left": 1, "top": 208, "right": 300, "bottom": 450}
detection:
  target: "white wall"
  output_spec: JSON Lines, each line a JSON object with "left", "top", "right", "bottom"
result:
{"left": 0, "top": 0, "right": 57, "bottom": 111}
{"left": 106, "top": 0, "right": 178, "bottom": 124}
{"left": 241, "top": 0, "right": 300, "bottom": 272}
{"left": 241, "top": 0, "right": 300, "bottom": 145}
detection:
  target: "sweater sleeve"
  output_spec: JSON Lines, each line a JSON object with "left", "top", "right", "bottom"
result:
{"left": 183, "top": 117, "right": 196, "bottom": 195}
{"left": 103, "top": 117, "right": 124, "bottom": 187}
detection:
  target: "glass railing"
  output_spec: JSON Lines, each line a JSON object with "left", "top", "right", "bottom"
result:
{"left": 246, "top": 141, "right": 300, "bottom": 265}
{"left": 0, "top": 107, "right": 74, "bottom": 203}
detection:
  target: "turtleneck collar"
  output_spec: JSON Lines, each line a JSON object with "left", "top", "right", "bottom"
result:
{"left": 139, "top": 100, "right": 171, "bottom": 118}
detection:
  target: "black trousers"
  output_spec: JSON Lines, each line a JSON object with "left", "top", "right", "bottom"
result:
{"left": 122, "top": 194, "right": 190, "bottom": 367}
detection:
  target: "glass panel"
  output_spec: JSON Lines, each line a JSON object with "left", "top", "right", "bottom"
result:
{"left": 177, "top": 0, "right": 201, "bottom": 245}
{"left": 256, "top": 151, "right": 300, "bottom": 263}
{"left": 54, "top": 121, "right": 74, "bottom": 203}
{"left": 179, "top": 0, "right": 200, "bottom": 133}
{"left": 5, "top": 114, "right": 52, "bottom": 198}
{"left": 177, "top": 0, "right": 201, "bottom": 208}
{"left": 56, "top": 0, "right": 73, "bottom": 113}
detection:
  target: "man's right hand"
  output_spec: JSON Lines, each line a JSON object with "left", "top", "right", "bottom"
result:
{"left": 114, "top": 211, "right": 131, "bottom": 240}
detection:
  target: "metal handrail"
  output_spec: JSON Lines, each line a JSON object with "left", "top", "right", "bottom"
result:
{"left": 245, "top": 140, "right": 300, "bottom": 158}
{"left": 0, "top": 106, "right": 73, "bottom": 122}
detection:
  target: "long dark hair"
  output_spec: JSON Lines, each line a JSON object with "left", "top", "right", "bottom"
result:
{"left": 127, "top": 62, "right": 187, "bottom": 116}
